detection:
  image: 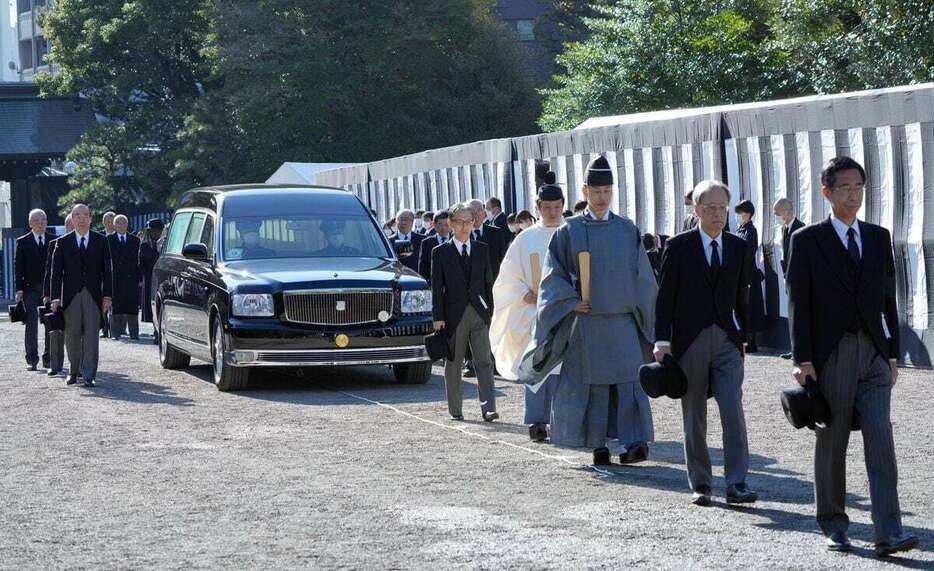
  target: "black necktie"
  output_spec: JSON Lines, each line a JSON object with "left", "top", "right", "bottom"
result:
{"left": 80, "top": 236, "right": 86, "bottom": 251}
{"left": 710, "top": 240, "right": 721, "bottom": 278}
{"left": 846, "top": 228, "right": 860, "bottom": 265}
{"left": 461, "top": 243, "right": 469, "bottom": 261}
{"left": 38, "top": 236, "right": 43, "bottom": 248}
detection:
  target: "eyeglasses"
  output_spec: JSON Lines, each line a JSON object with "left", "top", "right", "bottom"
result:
{"left": 697, "top": 204, "right": 727, "bottom": 214}
{"left": 831, "top": 184, "right": 864, "bottom": 195}
{"left": 451, "top": 218, "right": 473, "bottom": 226}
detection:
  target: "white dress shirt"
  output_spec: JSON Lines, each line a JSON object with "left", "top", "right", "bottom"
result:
{"left": 396, "top": 232, "right": 411, "bottom": 242}
{"left": 829, "top": 213, "right": 862, "bottom": 256}
{"left": 699, "top": 228, "right": 723, "bottom": 266}
{"left": 585, "top": 208, "right": 610, "bottom": 221}
{"left": 75, "top": 231, "right": 90, "bottom": 248}
{"left": 452, "top": 237, "right": 471, "bottom": 257}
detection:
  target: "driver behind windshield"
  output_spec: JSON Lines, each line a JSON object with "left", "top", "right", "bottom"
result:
{"left": 315, "top": 220, "right": 361, "bottom": 256}
{"left": 239, "top": 223, "right": 276, "bottom": 259}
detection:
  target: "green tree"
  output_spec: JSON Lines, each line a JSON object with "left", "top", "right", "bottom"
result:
{"left": 539, "top": 0, "right": 805, "bottom": 131}
{"left": 775, "top": 0, "right": 934, "bottom": 93}
{"left": 178, "top": 0, "right": 541, "bottom": 186}
{"left": 38, "top": 0, "right": 214, "bottom": 209}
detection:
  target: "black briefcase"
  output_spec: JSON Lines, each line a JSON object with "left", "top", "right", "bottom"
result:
{"left": 8, "top": 301, "right": 26, "bottom": 324}
{"left": 42, "top": 308, "right": 65, "bottom": 332}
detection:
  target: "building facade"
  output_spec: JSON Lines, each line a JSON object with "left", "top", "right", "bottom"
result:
{"left": 494, "top": 0, "right": 555, "bottom": 86}
{"left": 13, "top": 0, "right": 51, "bottom": 81}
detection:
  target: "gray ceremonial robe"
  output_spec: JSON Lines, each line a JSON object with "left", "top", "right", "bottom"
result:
{"left": 521, "top": 212, "right": 657, "bottom": 449}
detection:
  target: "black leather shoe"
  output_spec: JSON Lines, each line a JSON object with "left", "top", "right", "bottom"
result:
{"left": 42, "top": 359, "right": 50, "bottom": 369}
{"left": 83, "top": 378, "right": 95, "bottom": 387}
{"left": 66, "top": 375, "right": 78, "bottom": 385}
{"left": 726, "top": 483, "right": 758, "bottom": 504}
{"left": 593, "top": 447, "right": 611, "bottom": 466}
{"left": 451, "top": 415, "right": 464, "bottom": 421}
{"left": 130, "top": 336, "right": 139, "bottom": 340}
{"left": 483, "top": 411, "right": 499, "bottom": 422}
{"left": 826, "top": 531, "right": 852, "bottom": 552}
{"left": 875, "top": 535, "right": 919, "bottom": 557}
{"left": 26, "top": 364, "right": 38, "bottom": 371}
{"left": 47, "top": 369, "right": 60, "bottom": 377}
{"left": 528, "top": 424, "right": 548, "bottom": 442}
{"left": 691, "top": 490, "right": 712, "bottom": 506}
{"left": 463, "top": 366, "right": 476, "bottom": 378}
{"left": 620, "top": 442, "right": 649, "bottom": 464}
{"left": 780, "top": 352, "right": 792, "bottom": 360}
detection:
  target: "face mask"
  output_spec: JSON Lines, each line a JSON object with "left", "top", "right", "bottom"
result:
{"left": 383, "top": 228, "right": 393, "bottom": 238}
{"left": 329, "top": 234, "right": 345, "bottom": 248}
{"left": 519, "top": 222, "right": 532, "bottom": 231}
{"left": 414, "top": 219, "right": 423, "bottom": 231}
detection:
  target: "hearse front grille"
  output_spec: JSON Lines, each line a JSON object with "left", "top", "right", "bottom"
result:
{"left": 283, "top": 289, "right": 393, "bottom": 326}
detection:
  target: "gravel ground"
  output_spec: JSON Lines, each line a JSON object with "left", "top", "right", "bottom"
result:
{"left": 0, "top": 318, "right": 932, "bottom": 570}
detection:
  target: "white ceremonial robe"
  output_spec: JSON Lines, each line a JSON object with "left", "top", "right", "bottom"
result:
{"left": 490, "top": 221, "right": 562, "bottom": 381}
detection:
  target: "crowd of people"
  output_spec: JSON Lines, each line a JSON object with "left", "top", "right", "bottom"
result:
{"left": 12, "top": 206, "right": 165, "bottom": 387}
{"left": 9, "top": 154, "right": 918, "bottom": 556}
{"left": 417, "top": 155, "right": 916, "bottom": 557}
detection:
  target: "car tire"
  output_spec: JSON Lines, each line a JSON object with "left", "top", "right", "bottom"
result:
{"left": 213, "top": 318, "right": 250, "bottom": 391}
{"left": 392, "top": 361, "right": 432, "bottom": 384}
{"left": 159, "top": 305, "right": 190, "bottom": 369}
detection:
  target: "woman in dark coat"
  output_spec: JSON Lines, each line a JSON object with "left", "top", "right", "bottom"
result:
{"left": 734, "top": 200, "right": 766, "bottom": 352}
{"left": 139, "top": 218, "right": 164, "bottom": 343}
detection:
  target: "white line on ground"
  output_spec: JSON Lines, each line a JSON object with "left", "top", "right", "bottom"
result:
{"left": 333, "top": 388, "right": 617, "bottom": 478}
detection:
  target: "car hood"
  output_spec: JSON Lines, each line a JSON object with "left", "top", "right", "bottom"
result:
{"left": 219, "top": 257, "right": 427, "bottom": 292}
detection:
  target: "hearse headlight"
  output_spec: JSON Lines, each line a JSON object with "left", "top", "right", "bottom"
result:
{"left": 232, "top": 293, "right": 274, "bottom": 317}
{"left": 401, "top": 290, "right": 432, "bottom": 313}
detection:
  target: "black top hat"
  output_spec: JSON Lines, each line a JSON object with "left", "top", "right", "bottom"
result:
{"left": 424, "top": 331, "right": 452, "bottom": 362}
{"left": 8, "top": 301, "right": 26, "bottom": 324}
{"left": 147, "top": 218, "right": 165, "bottom": 231}
{"left": 639, "top": 354, "right": 688, "bottom": 399}
{"left": 42, "top": 307, "right": 65, "bottom": 331}
{"left": 780, "top": 377, "right": 832, "bottom": 430}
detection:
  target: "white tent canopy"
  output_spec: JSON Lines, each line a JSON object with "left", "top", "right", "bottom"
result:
{"left": 266, "top": 162, "right": 360, "bottom": 185}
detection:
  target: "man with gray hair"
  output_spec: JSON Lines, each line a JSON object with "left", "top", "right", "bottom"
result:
{"left": 99, "top": 210, "right": 117, "bottom": 338}
{"left": 14, "top": 208, "right": 56, "bottom": 371}
{"left": 468, "top": 199, "right": 507, "bottom": 279}
{"left": 43, "top": 214, "right": 74, "bottom": 376}
{"left": 774, "top": 198, "right": 805, "bottom": 359}
{"left": 655, "top": 179, "right": 756, "bottom": 506}
{"left": 388, "top": 208, "right": 424, "bottom": 273}
{"left": 50, "top": 204, "right": 113, "bottom": 387}
{"left": 108, "top": 214, "right": 142, "bottom": 340}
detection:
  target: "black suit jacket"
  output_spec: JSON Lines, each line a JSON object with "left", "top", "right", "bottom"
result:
{"left": 655, "top": 228, "right": 750, "bottom": 358}
{"left": 15, "top": 232, "right": 56, "bottom": 293}
{"left": 43, "top": 234, "right": 67, "bottom": 300}
{"left": 781, "top": 217, "right": 805, "bottom": 274}
{"left": 491, "top": 212, "right": 507, "bottom": 229}
{"left": 389, "top": 232, "right": 425, "bottom": 273}
{"left": 786, "top": 218, "right": 899, "bottom": 373}
{"left": 431, "top": 240, "right": 494, "bottom": 337}
{"left": 418, "top": 233, "right": 447, "bottom": 281}
{"left": 108, "top": 233, "right": 142, "bottom": 312}
{"left": 51, "top": 231, "right": 113, "bottom": 310}
{"left": 472, "top": 223, "right": 507, "bottom": 278}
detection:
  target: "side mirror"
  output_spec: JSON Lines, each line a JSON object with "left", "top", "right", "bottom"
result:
{"left": 182, "top": 242, "right": 209, "bottom": 259}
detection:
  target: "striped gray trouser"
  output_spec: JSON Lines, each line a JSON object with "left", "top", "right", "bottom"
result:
{"left": 815, "top": 330, "right": 903, "bottom": 544}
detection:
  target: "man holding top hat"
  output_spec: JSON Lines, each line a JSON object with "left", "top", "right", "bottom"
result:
{"left": 654, "top": 180, "right": 756, "bottom": 507}
{"left": 139, "top": 218, "right": 165, "bottom": 341}
{"left": 14, "top": 208, "right": 56, "bottom": 371}
{"left": 786, "top": 156, "right": 917, "bottom": 556}
{"left": 521, "top": 156, "right": 656, "bottom": 464}
{"left": 42, "top": 214, "right": 74, "bottom": 376}
{"left": 108, "top": 214, "right": 142, "bottom": 340}
{"left": 490, "top": 171, "right": 565, "bottom": 442}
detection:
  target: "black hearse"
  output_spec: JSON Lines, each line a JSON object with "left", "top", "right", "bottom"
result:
{"left": 152, "top": 184, "right": 434, "bottom": 391}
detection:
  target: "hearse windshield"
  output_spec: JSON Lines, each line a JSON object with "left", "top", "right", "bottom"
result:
{"left": 222, "top": 213, "right": 390, "bottom": 261}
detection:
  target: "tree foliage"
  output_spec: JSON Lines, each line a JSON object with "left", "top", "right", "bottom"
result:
{"left": 540, "top": 0, "right": 934, "bottom": 131}
{"left": 40, "top": 0, "right": 541, "bottom": 210}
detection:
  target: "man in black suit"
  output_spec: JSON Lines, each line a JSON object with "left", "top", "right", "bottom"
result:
{"left": 774, "top": 198, "right": 806, "bottom": 359}
{"left": 108, "top": 214, "right": 142, "bottom": 340}
{"left": 388, "top": 209, "right": 424, "bottom": 273}
{"left": 654, "top": 180, "right": 756, "bottom": 507}
{"left": 50, "top": 204, "right": 113, "bottom": 388}
{"left": 418, "top": 210, "right": 450, "bottom": 282}
{"left": 431, "top": 204, "right": 498, "bottom": 422}
{"left": 99, "top": 210, "right": 116, "bottom": 338}
{"left": 786, "top": 157, "right": 917, "bottom": 556}
{"left": 773, "top": 198, "right": 806, "bottom": 275}
{"left": 43, "top": 214, "right": 74, "bottom": 376}
{"left": 14, "top": 208, "right": 56, "bottom": 371}
{"left": 468, "top": 199, "right": 507, "bottom": 279}
{"left": 421, "top": 211, "right": 436, "bottom": 236}
{"left": 486, "top": 197, "right": 507, "bottom": 229}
